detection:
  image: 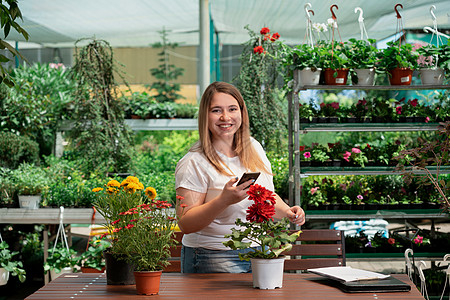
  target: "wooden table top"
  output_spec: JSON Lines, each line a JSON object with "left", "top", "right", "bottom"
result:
{"left": 26, "top": 273, "right": 423, "bottom": 299}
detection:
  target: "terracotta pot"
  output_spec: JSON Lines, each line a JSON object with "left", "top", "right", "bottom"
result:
{"left": 324, "top": 68, "right": 349, "bottom": 85}
{"left": 134, "top": 270, "right": 162, "bottom": 295}
{"left": 81, "top": 266, "right": 105, "bottom": 273}
{"left": 388, "top": 67, "right": 413, "bottom": 85}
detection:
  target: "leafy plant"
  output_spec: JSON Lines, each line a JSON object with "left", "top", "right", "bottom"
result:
{"left": 317, "top": 41, "right": 350, "bottom": 70}
{"left": 43, "top": 247, "right": 78, "bottom": 274}
{"left": 10, "top": 163, "right": 50, "bottom": 195}
{"left": 123, "top": 91, "right": 155, "bottom": 118}
{"left": 416, "top": 40, "right": 450, "bottom": 70}
{"left": 347, "top": 38, "right": 378, "bottom": 69}
{"left": 0, "top": 241, "right": 26, "bottom": 283}
{"left": 287, "top": 44, "right": 321, "bottom": 71}
{"left": 0, "top": 132, "right": 39, "bottom": 169}
{"left": 78, "top": 237, "right": 111, "bottom": 270}
{"left": 147, "top": 28, "right": 185, "bottom": 103}
{"left": 68, "top": 39, "right": 133, "bottom": 175}
{"left": 376, "top": 41, "right": 419, "bottom": 71}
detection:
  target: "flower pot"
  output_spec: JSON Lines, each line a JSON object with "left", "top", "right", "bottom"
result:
{"left": 103, "top": 251, "right": 135, "bottom": 285}
{"left": 0, "top": 268, "right": 9, "bottom": 286}
{"left": 134, "top": 270, "right": 162, "bottom": 295}
{"left": 81, "top": 266, "right": 105, "bottom": 273}
{"left": 251, "top": 256, "right": 285, "bottom": 289}
{"left": 388, "top": 67, "right": 413, "bottom": 85}
{"left": 296, "top": 68, "right": 322, "bottom": 87}
{"left": 324, "top": 68, "right": 349, "bottom": 85}
{"left": 420, "top": 68, "right": 445, "bottom": 85}
{"left": 18, "top": 194, "right": 41, "bottom": 209}
{"left": 353, "top": 68, "right": 375, "bottom": 86}
{"left": 50, "top": 267, "right": 72, "bottom": 281}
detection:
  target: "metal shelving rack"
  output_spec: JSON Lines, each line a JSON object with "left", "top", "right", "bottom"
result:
{"left": 288, "top": 73, "right": 450, "bottom": 208}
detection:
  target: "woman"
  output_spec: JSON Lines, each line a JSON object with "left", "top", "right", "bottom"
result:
{"left": 175, "top": 81, "right": 305, "bottom": 273}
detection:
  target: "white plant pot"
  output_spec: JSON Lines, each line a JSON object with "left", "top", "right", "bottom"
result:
{"left": 18, "top": 195, "right": 41, "bottom": 209}
{"left": 50, "top": 267, "right": 73, "bottom": 281}
{"left": 354, "top": 68, "right": 375, "bottom": 86}
{"left": 296, "top": 68, "right": 321, "bottom": 88}
{"left": 420, "top": 68, "right": 445, "bottom": 85}
{"left": 251, "top": 256, "right": 285, "bottom": 289}
{"left": 0, "top": 268, "right": 9, "bottom": 286}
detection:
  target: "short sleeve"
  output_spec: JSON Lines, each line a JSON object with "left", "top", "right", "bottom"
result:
{"left": 175, "top": 152, "right": 210, "bottom": 193}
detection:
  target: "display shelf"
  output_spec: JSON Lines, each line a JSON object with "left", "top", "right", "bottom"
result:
{"left": 299, "top": 84, "right": 450, "bottom": 91}
{"left": 300, "top": 123, "right": 440, "bottom": 132}
{"left": 300, "top": 166, "right": 450, "bottom": 176}
{"left": 0, "top": 208, "right": 105, "bottom": 224}
{"left": 59, "top": 118, "right": 198, "bottom": 131}
{"left": 305, "top": 209, "right": 448, "bottom": 222}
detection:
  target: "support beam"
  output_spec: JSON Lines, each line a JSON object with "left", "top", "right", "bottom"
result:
{"left": 199, "top": 0, "right": 210, "bottom": 96}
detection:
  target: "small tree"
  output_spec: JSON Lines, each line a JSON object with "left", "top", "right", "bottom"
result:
{"left": 233, "top": 25, "right": 287, "bottom": 152}
{"left": 147, "top": 29, "right": 184, "bottom": 103}
{"left": 68, "top": 39, "right": 133, "bottom": 175}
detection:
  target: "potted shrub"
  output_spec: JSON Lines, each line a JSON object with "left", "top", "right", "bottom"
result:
{"left": 376, "top": 41, "right": 418, "bottom": 85}
{"left": 289, "top": 44, "right": 322, "bottom": 86}
{"left": 78, "top": 237, "right": 111, "bottom": 273}
{"left": 416, "top": 41, "right": 450, "bottom": 85}
{"left": 0, "top": 241, "right": 26, "bottom": 285}
{"left": 347, "top": 38, "right": 379, "bottom": 85}
{"left": 317, "top": 41, "right": 350, "bottom": 85}
{"left": 43, "top": 247, "right": 78, "bottom": 280}
{"left": 10, "top": 163, "right": 50, "bottom": 209}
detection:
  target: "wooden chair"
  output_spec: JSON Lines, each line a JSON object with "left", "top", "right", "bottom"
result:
{"left": 283, "top": 229, "right": 346, "bottom": 271}
{"left": 164, "top": 231, "right": 183, "bottom": 272}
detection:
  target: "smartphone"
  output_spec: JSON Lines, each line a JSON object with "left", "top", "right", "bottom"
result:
{"left": 236, "top": 172, "right": 260, "bottom": 188}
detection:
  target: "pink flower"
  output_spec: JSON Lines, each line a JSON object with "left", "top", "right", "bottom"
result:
{"left": 310, "top": 187, "right": 319, "bottom": 195}
{"left": 330, "top": 102, "right": 340, "bottom": 110}
{"left": 396, "top": 106, "right": 402, "bottom": 115}
{"left": 351, "top": 148, "right": 361, "bottom": 154}
{"left": 343, "top": 151, "right": 351, "bottom": 162}
{"left": 357, "top": 195, "right": 363, "bottom": 200}
{"left": 303, "top": 152, "right": 311, "bottom": 158}
{"left": 414, "top": 235, "right": 423, "bottom": 244}
{"left": 425, "top": 116, "right": 430, "bottom": 123}
{"left": 410, "top": 99, "right": 418, "bottom": 107}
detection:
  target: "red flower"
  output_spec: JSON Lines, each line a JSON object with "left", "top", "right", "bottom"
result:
{"left": 180, "top": 203, "right": 188, "bottom": 208}
{"left": 247, "top": 184, "right": 274, "bottom": 204}
{"left": 246, "top": 202, "right": 275, "bottom": 223}
{"left": 396, "top": 106, "right": 402, "bottom": 115}
{"left": 253, "top": 46, "right": 264, "bottom": 54}
{"left": 260, "top": 27, "right": 270, "bottom": 35}
{"left": 388, "top": 238, "right": 396, "bottom": 245}
{"left": 270, "top": 32, "right": 280, "bottom": 41}
{"left": 111, "top": 219, "right": 121, "bottom": 225}
{"left": 176, "top": 195, "right": 185, "bottom": 201}
{"left": 409, "top": 98, "right": 418, "bottom": 107}
{"left": 299, "top": 145, "right": 305, "bottom": 151}
{"left": 125, "top": 224, "right": 135, "bottom": 229}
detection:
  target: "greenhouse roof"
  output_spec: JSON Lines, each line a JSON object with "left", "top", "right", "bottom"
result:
{"left": 5, "top": 0, "right": 450, "bottom": 48}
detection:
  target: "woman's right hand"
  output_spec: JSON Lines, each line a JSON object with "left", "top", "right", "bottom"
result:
{"left": 220, "top": 177, "right": 253, "bottom": 205}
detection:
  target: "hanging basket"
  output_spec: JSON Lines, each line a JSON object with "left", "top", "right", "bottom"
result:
{"left": 353, "top": 68, "right": 376, "bottom": 86}
{"left": 388, "top": 67, "right": 413, "bottom": 85}
{"left": 0, "top": 268, "right": 9, "bottom": 286}
{"left": 419, "top": 68, "right": 445, "bottom": 85}
{"left": 296, "top": 68, "right": 322, "bottom": 86}
{"left": 324, "top": 68, "right": 349, "bottom": 85}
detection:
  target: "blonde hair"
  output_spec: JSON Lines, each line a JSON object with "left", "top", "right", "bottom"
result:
{"left": 190, "top": 81, "right": 270, "bottom": 176}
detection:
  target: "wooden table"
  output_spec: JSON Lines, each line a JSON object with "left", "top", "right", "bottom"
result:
{"left": 26, "top": 273, "right": 422, "bottom": 299}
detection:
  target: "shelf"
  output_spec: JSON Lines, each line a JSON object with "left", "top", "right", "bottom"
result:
{"left": 299, "top": 166, "right": 450, "bottom": 176}
{"left": 0, "top": 208, "right": 106, "bottom": 224}
{"left": 300, "top": 123, "right": 440, "bottom": 132}
{"left": 59, "top": 118, "right": 198, "bottom": 131}
{"left": 305, "top": 209, "right": 448, "bottom": 221}
{"left": 299, "top": 85, "right": 450, "bottom": 91}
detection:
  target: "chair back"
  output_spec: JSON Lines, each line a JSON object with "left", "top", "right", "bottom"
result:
{"left": 163, "top": 231, "right": 183, "bottom": 272}
{"left": 283, "top": 229, "right": 346, "bottom": 271}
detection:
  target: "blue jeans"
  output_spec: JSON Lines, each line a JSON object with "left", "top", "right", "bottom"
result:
{"left": 181, "top": 245, "right": 257, "bottom": 273}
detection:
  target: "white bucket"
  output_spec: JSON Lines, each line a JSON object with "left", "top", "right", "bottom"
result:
{"left": 0, "top": 268, "right": 9, "bottom": 285}
{"left": 251, "top": 256, "right": 285, "bottom": 289}
{"left": 18, "top": 195, "right": 41, "bottom": 209}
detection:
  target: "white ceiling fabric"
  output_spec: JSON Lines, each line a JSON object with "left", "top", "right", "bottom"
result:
{"left": 5, "top": 0, "right": 450, "bottom": 48}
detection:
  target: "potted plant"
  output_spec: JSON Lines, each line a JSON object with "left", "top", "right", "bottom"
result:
{"left": 43, "top": 247, "right": 78, "bottom": 280}
{"left": 114, "top": 199, "right": 178, "bottom": 295}
{"left": 10, "top": 163, "right": 50, "bottom": 209}
{"left": 416, "top": 41, "right": 450, "bottom": 85}
{"left": 78, "top": 237, "right": 111, "bottom": 273}
{"left": 289, "top": 44, "right": 322, "bottom": 86}
{"left": 92, "top": 176, "right": 148, "bottom": 285}
{"left": 376, "top": 41, "right": 418, "bottom": 85}
{"left": 0, "top": 241, "right": 26, "bottom": 285}
{"left": 317, "top": 41, "right": 350, "bottom": 85}
{"left": 347, "top": 38, "right": 378, "bottom": 85}
{"left": 223, "top": 184, "right": 301, "bottom": 290}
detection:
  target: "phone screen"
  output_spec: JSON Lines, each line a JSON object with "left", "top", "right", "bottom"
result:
{"left": 237, "top": 172, "right": 260, "bottom": 187}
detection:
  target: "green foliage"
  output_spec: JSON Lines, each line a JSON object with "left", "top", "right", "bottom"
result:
{"left": 68, "top": 39, "right": 133, "bottom": 175}
{"left": 147, "top": 29, "right": 184, "bottom": 103}
{"left": 43, "top": 247, "right": 78, "bottom": 274}
{"left": 0, "top": 0, "right": 29, "bottom": 87}
{"left": 347, "top": 38, "right": 378, "bottom": 69}
{"left": 376, "top": 41, "right": 419, "bottom": 71}
{"left": 0, "top": 131, "right": 39, "bottom": 169}
{"left": 0, "top": 241, "right": 26, "bottom": 282}
{"left": 223, "top": 218, "right": 300, "bottom": 260}
{"left": 78, "top": 237, "right": 111, "bottom": 270}
{"left": 317, "top": 41, "right": 350, "bottom": 70}
{"left": 10, "top": 163, "right": 50, "bottom": 195}
{"left": 416, "top": 40, "right": 450, "bottom": 70}
{"left": 234, "top": 26, "right": 287, "bottom": 152}
{"left": 267, "top": 151, "right": 289, "bottom": 201}
{"left": 0, "top": 167, "right": 15, "bottom": 205}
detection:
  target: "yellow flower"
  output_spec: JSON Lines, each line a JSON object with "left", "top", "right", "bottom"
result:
{"left": 92, "top": 187, "right": 103, "bottom": 192}
{"left": 121, "top": 176, "right": 139, "bottom": 187}
{"left": 124, "top": 182, "right": 140, "bottom": 193}
{"left": 145, "top": 187, "right": 157, "bottom": 199}
{"left": 107, "top": 180, "right": 120, "bottom": 188}
{"left": 106, "top": 187, "right": 117, "bottom": 194}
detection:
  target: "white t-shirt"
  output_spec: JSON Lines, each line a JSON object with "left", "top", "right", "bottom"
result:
{"left": 175, "top": 138, "right": 274, "bottom": 250}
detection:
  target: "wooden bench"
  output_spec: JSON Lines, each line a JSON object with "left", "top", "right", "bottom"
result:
{"left": 164, "top": 231, "right": 183, "bottom": 272}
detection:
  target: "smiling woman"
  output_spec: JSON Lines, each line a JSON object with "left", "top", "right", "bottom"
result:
{"left": 173, "top": 81, "right": 305, "bottom": 274}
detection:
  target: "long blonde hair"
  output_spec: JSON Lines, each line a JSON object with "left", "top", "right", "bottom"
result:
{"left": 190, "top": 81, "right": 270, "bottom": 176}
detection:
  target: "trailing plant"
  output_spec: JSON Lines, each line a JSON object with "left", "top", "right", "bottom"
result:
{"left": 347, "top": 38, "right": 378, "bottom": 69}
{"left": 234, "top": 25, "right": 287, "bottom": 152}
{"left": 43, "top": 247, "right": 78, "bottom": 274}
{"left": 376, "top": 41, "right": 419, "bottom": 72}
{"left": 68, "top": 39, "right": 133, "bottom": 175}
{"left": 147, "top": 28, "right": 185, "bottom": 103}
{"left": 78, "top": 237, "right": 111, "bottom": 271}
{"left": 0, "top": 241, "right": 26, "bottom": 283}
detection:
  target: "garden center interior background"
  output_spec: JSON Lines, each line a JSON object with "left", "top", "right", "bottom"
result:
{"left": 3, "top": 0, "right": 450, "bottom": 101}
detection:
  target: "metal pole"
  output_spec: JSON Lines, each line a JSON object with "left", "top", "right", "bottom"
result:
{"left": 199, "top": 0, "right": 210, "bottom": 96}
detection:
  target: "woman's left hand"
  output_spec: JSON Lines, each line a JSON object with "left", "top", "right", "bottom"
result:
{"left": 286, "top": 206, "right": 306, "bottom": 225}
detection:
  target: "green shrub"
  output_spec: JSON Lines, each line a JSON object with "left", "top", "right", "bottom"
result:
{"left": 0, "top": 132, "right": 39, "bottom": 169}
{"left": 10, "top": 163, "right": 51, "bottom": 195}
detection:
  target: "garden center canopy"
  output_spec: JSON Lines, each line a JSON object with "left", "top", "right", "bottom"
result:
{"left": 6, "top": 0, "right": 450, "bottom": 48}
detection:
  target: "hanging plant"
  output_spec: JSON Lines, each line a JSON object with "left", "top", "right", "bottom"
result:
{"left": 68, "top": 39, "right": 133, "bottom": 175}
